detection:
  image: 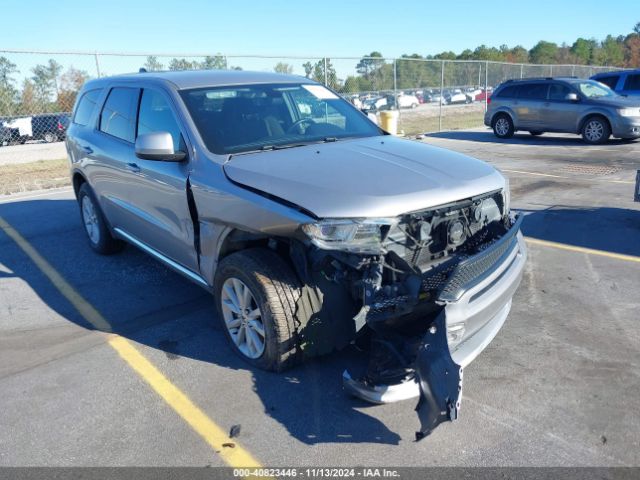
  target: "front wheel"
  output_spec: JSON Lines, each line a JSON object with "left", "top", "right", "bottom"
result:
{"left": 214, "top": 248, "right": 308, "bottom": 372}
{"left": 492, "top": 114, "right": 514, "bottom": 139}
{"left": 582, "top": 117, "right": 610, "bottom": 144}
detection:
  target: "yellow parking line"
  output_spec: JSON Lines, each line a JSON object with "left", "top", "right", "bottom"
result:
{"left": 0, "top": 215, "right": 262, "bottom": 469}
{"left": 525, "top": 236, "right": 640, "bottom": 264}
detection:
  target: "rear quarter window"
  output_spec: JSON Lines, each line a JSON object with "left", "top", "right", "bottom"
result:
{"left": 73, "top": 89, "right": 103, "bottom": 126}
{"left": 623, "top": 74, "right": 640, "bottom": 91}
{"left": 595, "top": 75, "right": 620, "bottom": 90}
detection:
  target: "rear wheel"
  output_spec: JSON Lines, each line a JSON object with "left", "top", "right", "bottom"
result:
{"left": 492, "top": 113, "right": 514, "bottom": 139}
{"left": 214, "top": 248, "right": 308, "bottom": 372}
{"left": 77, "top": 184, "right": 124, "bottom": 255}
{"left": 43, "top": 132, "right": 57, "bottom": 143}
{"left": 529, "top": 131, "right": 544, "bottom": 136}
{"left": 581, "top": 116, "right": 610, "bottom": 144}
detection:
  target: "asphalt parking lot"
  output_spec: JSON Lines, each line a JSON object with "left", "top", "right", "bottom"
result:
{"left": 0, "top": 128, "right": 639, "bottom": 467}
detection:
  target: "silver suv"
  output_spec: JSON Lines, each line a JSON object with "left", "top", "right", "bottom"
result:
{"left": 67, "top": 70, "right": 526, "bottom": 439}
{"left": 485, "top": 77, "right": 640, "bottom": 143}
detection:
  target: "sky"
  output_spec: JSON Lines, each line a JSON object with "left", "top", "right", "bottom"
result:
{"left": 1, "top": 0, "right": 637, "bottom": 80}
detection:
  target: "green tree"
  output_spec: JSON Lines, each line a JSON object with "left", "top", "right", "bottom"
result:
{"left": 31, "top": 59, "right": 62, "bottom": 109}
{"left": 570, "top": 38, "right": 595, "bottom": 64}
{"left": 356, "top": 51, "right": 385, "bottom": 77}
{"left": 434, "top": 51, "right": 456, "bottom": 60}
{"left": 599, "top": 35, "right": 625, "bottom": 65}
{"left": 274, "top": 62, "right": 293, "bottom": 74}
{"left": 201, "top": 55, "right": 227, "bottom": 69}
{"left": 0, "top": 57, "right": 19, "bottom": 115}
{"left": 529, "top": 41, "right": 559, "bottom": 64}
{"left": 168, "top": 58, "right": 199, "bottom": 71}
{"left": 143, "top": 56, "right": 164, "bottom": 71}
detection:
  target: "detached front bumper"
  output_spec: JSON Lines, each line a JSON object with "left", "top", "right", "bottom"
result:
{"left": 344, "top": 215, "right": 527, "bottom": 404}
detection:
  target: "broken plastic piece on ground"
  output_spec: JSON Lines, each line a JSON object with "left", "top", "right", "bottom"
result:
{"left": 415, "top": 310, "right": 463, "bottom": 441}
{"left": 342, "top": 369, "right": 420, "bottom": 404}
{"left": 229, "top": 424, "right": 241, "bottom": 438}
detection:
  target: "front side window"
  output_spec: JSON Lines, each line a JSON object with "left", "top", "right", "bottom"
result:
{"left": 99, "top": 87, "right": 139, "bottom": 142}
{"left": 573, "top": 81, "right": 616, "bottom": 98}
{"left": 73, "top": 89, "right": 102, "bottom": 126}
{"left": 623, "top": 74, "right": 640, "bottom": 91}
{"left": 595, "top": 75, "right": 620, "bottom": 89}
{"left": 179, "top": 83, "right": 381, "bottom": 154}
{"left": 137, "top": 89, "right": 183, "bottom": 151}
{"left": 518, "top": 83, "right": 548, "bottom": 100}
{"left": 548, "top": 84, "right": 572, "bottom": 101}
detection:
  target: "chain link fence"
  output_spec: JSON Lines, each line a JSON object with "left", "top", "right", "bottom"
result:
{"left": 0, "top": 49, "right": 620, "bottom": 145}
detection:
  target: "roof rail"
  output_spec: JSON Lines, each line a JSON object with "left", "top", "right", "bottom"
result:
{"left": 504, "top": 76, "right": 579, "bottom": 83}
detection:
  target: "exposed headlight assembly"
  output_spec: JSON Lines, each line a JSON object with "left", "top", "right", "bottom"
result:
{"left": 302, "top": 218, "right": 395, "bottom": 254}
{"left": 618, "top": 108, "right": 640, "bottom": 117}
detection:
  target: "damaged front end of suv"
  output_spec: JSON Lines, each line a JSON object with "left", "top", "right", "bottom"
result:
{"left": 293, "top": 187, "right": 526, "bottom": 440}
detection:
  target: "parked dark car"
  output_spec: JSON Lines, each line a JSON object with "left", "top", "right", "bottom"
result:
{"left": 0, "top": 125, "right": 20, "bottom": 146}
{"left": 31, "top": 114, "right": 70, "bottom": 143}
{"left": 591, "top": 69, "right": 640, "bottom": 98}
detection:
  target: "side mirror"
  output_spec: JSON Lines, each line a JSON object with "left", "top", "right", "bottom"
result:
{"left": 135, "top": 132, "right": 186, "bottom": 161}
{"left": 565, "top": 93, "right": 579, "bottom": 102}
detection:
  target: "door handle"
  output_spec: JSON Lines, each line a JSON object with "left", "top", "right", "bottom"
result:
{"left": 80, "top": 145, "right": 93, "bottom": 154}
{"left": 126, "top": 162, "right": 141, "bottom": 173}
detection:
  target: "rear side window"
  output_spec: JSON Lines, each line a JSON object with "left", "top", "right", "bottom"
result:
{"left": 137, "top": 89, "right": 183, "bottom": 151}
{"left": 548, "top": 84, "right": 572, "bottom": 101}
{"left": 518, "top": 83, "right": 548, "bottom": 100}
{"left": 623, "top": 74, "right": 640, "bottom": 91}
{"left": 596, "top": 75, "right": 620, "bottom": 89}
{"left": 73, "top": 89, "right": 102, "bottom": 126}
{"left": 99, "top": 87, "right": 140, "bottom": 143}
{"left": 496, "top": 85, "right": 519, "bottom": 98}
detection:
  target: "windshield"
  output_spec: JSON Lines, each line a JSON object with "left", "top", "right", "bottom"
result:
{"left": 180, "top": 83, "right": 382, "bottom": 154}
{"left": 573, "top": 80, "right": 617, "bottom": 98}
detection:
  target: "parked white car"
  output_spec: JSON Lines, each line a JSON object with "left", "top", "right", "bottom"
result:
{"left": 396, "top": 93, "right": 420, "bottom": 109}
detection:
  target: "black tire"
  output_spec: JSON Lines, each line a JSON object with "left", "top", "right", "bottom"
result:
{"left": 77, "top": 183, "right": 124, "bottom": 255}
{"left": 492, "top": 113, "right": 514, "bottom": 139}
{"left": 214, "top": 248, "right": 311, "bottom": 372}
{"left": 581, "top": 116, "right": 611, "bottom": 144}
{"left": 529, "top": 131, "right": 544, "bottom": 136}
{"left": 43, "top": 132, "right": 57, "bottom": 143}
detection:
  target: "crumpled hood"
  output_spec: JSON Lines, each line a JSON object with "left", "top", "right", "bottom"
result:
{"left": 223, "top": 136, "right": 505, "bottom": 218}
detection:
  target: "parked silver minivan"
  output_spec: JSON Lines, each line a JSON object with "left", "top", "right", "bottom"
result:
{"left": 485, "top": 77, "right": 640, "bottom": 143}
{"left": 67, "top": 70, "right": 526, "bottom": 439}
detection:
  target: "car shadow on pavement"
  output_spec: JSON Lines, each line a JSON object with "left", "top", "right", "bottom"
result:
{"left": 519, "top": 206, "right": 640, "bottom": 257}
{"left": 425, "top": 130, "right": 635, "bottom": 147}
{"left": 0, "top": 198, "right": 402, "bottom": 446}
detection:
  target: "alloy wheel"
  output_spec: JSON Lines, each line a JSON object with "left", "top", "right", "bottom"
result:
{"left": 220, "top": 277, "right": 266, "bottom": 359}
{"left": 585, "top": 120, "right": 604, "bottom": 142}
{"left": 81, "top": 195, "right": 100, "bottom": 244}
{"left": 495, "top": 118, "right": 510, "bottom": 136}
